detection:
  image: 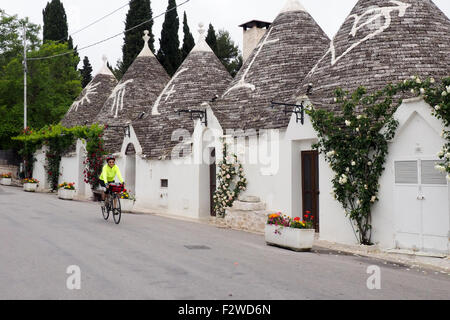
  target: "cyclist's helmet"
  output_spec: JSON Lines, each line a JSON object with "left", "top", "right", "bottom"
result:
{"left": 106, "top": 155, "right": 116, "bottom": 162}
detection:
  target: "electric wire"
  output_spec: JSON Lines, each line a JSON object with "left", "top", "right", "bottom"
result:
{"left": 52, "top": 0, "right": 132, "bottom": 44}
{"left": 27, "top": 0, "right": 191, "bottom": 61}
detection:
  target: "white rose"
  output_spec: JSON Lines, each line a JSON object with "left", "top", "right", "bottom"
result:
{"left": 345, "top": 120, "right": 351, "bottom": 127}
{"left": 410, "top": 89, "right": 416, "bottom": 94}
{"left": 364, "top": 185, "right": 368, "bottom": 190}
{"left": 435, "top": 105, "right": 441, "bottom": 111}
{"left": 351, "top": 161, "right": 356, "bottom": 166}
{"left": 356, "top": 128, "right": 360, "bottom": 132}
{"left": 346, "top": 167, "right": 350, "bottom": 173}
{"left": 368, "top": 161, "right": 372, "bottom": 166}
{"left": 357, "top": 115, "right": 362, "bottom": 120}
{"left": 430, "top": 78, "right": 435, "bottom": 84}
{"left": 420, "top": 88, "right": 425, "bottom": 94}
{"left": 416, "top": 78, "right": 421, "bottom": 84}
{"left": 442, "top": 91, "right": 447, "bottom": 97}
{"left": 371, "top": 196, "right": 377, "bottom": 203}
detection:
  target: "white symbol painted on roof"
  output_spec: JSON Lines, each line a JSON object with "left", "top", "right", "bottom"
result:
{"left": 109, "top": 79, "right": 134, "bottom": 118}
{"left": 152, "top": 68, "right": 189, "bottom": 115}
{"left": 331, "top": 0, "right": 410, "bottom": 66}
{"left": 69, "top": 82, "right": 100, "bottom": 113}
{"left": 223, "top": 27, "right": 279, "bottom": 97}
{"left": 307, "top": 0, "right": 410, "bottom": 76}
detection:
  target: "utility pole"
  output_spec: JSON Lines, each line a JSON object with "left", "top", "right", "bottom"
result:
{"left": 23, "top": 23, "right": 27, "bottom": 130}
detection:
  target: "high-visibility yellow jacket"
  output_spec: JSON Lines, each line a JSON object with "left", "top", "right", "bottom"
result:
{"left": 99, "top": 164, "right": 124, "bottom": 184}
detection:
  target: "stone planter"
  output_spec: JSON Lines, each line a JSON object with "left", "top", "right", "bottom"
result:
{"left": 0, "top": 178, "right": 12, "bottom": 186}
{"left": 58, "top": 189, "right": 75, "bottom": 200}
{"left": 120, "top": 199, "right": 135, "bottom": 213}
{"left": 265, "top": 224, "right": 315, "bottom": 251}
{"left": 23, "top": 183, "right": 38, "bottom": 192}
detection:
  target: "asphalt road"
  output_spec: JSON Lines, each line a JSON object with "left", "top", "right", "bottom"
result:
{"left": 0, "top": 185, "right": 449, "bottom": 300}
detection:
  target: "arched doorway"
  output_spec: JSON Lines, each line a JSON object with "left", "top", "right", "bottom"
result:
{"left": 125, "top": 143, "right": 136, "bottom": 195}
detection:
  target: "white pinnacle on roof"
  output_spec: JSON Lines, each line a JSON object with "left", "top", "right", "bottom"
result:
{"left": 280, "top": 0, "right": 306, "bottom": 13}
{"left": 192, "top": 22, "right": 213, "bottom": 53}
{"left": 138, "top": 30, "right": 155, "bottom": 57}
{"left": 98, "top": 54, "right": 115, "bottom": 77}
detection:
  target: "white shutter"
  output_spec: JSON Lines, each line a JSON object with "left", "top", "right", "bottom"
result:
{"left": 395, "top": 161, "right": 418, "bottom": 184}
{"left": 421, "top": 160, "right": 447, "bottom": 185}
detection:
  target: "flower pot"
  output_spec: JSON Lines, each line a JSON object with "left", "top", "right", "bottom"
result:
{"left": 23, "top": 183, "right": 38, "bottom": 192}
{"left": 265, "top": 224, "right": 315, "bottom": 251}
{"left": 0, "top": 178, "right": 12, "bottom": 186}
{"left": 58, "top": 189, "right": 76, "bottom": 200}
{"left": 120, "top": 198, "right": 135, "bottom": 213}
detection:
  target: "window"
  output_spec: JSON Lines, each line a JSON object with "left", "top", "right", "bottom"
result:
{"left": 395, "top": 161, "right": 418, "bottom": 184}
{"left": 161, "top": 179, "right": 168, "bottom": 188}
{"left": 421, "top": 161, "right": 447, "bottom": 185}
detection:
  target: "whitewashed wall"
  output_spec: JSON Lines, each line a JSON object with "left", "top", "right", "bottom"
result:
{"left": 374, "top": 98, "right": 449, "bottom": 253}
{"left": 33, "top": 146, "right": 50, "bottom": 192}
{"left": 286, "top": 98, "right": 449, "bottom": 252}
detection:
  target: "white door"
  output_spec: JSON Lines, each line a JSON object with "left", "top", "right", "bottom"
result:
{"left": 394, "top": 159, "right": 449, "bottom": 253}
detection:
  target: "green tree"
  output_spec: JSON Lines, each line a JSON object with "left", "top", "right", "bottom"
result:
{"left": 0, "top": 12, "right": 41, "bottom": 73}
{"left": 119, "top": 0, "right": 155, "bottom": 77}
{"left": 205, "top": 23, "right": 217, "bottom": 54}
{"left": 42, "top": 0, "right": 68, "bottom": 42}
{"left": 0, "top": 42, "right": 81, "bottom": 150}
{"left": 80, "top": 56, "right": 93, "bottom": 88}
{"left": 181, "top": 11, "right": 195, "bottom": 61}
{"left": 216, "top": 29, "right": 242, "bottom": 77}
{"left": 157, "top": 0, "right": 181, "bottom": 76}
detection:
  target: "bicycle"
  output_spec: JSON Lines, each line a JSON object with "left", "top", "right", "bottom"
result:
{"left": 101, "top": 183, "right": 124, "bottom": 224}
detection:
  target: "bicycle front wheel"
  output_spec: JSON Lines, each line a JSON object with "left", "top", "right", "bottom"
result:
{"left": 112, "top": 194, "right": 122, "bottom": 225}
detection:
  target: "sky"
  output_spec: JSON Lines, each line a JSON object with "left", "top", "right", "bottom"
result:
{"left": 1, "top": 0, "right": 450, "bottom": 71}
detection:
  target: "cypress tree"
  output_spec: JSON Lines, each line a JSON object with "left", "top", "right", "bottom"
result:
{"left": 42, "top": 0, "right": 68, "bottom": 42}
{"left": 181, "top": 11, "right": 195, "bottom": 61}
{"left": 80, "top": 56, "right": 93, "bottom": 88}
{"left": 68, "top": 36, "right": 80, "bottom": 70}
{"left": 157, "top": 0, "right": 181, "bottom": 76}
{"left": 206, "top": 23, "right": 218, "bottom": 55}
{"left": 120, "top": 0, "right": 155, "bottom": 75}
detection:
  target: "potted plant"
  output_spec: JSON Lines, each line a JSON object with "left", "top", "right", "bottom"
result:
{"left": 58, "top": 182, "right": 76, "bottom": 200}
{"left": 119, "top": 189, "right": 136, "bottom": 213}
{"left": 23, "top": 178, "right": 39, "bottom": 192}
{"left": 0, "top": 173, "right": 12, "bottom": 186}
{"left": 265, "top": 212, "right": 315, "bottom": 251}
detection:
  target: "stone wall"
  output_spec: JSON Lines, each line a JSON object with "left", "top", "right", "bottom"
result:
{"left": 0, "top": 165, "right": 19, "bottom": 179}
{"left": 223, "top": 196, "right": 270, "bottom": 234}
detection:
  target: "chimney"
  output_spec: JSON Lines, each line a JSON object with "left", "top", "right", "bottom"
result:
{"left": 239, "top": 20, "right": 271, "bottom": 63}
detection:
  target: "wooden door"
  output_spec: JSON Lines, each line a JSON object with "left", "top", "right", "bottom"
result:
{"left": 209, "top": 149, "right": 217, "bottom": 216}
{"left": 302, "top": 151, "right": 319, "bottom": 231}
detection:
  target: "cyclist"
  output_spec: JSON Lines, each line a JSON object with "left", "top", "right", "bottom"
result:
{"left": 99, "top": 155, "right": 124, "bottom": 208}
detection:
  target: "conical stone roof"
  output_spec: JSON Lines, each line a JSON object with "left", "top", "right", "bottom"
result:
{"left": 298, "top": 0, "right": 450, "bottom": 111}
{"left": 61, "top": 56, "right": 118, "bottom": 128}
{"left": 95, "top": 31, "right": 171, "bottom": 153}
{"left": 213, "top": 0, "right": 330, "bottom": 131}
{"left": 133, "top": 24, "right": 233, "bottom": 159}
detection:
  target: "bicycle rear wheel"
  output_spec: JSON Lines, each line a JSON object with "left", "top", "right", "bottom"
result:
{"left": 112, "top": 194, "right": 122, "bottom": 225}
